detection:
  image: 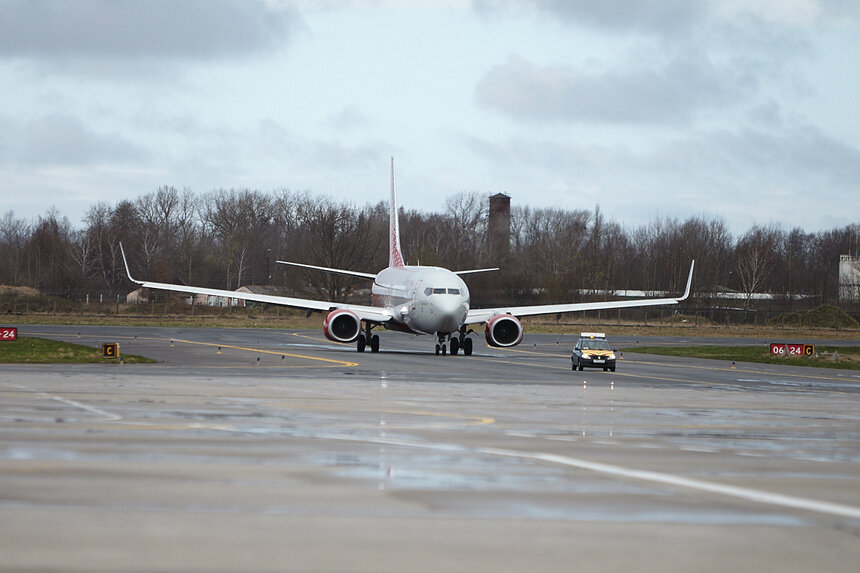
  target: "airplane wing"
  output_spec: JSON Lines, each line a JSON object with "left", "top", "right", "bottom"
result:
{"left": 466, "top": 260, "right": 695, "bottom": 324}
{"left": 454, "top": 267, "right": 500, "bottom": 276}
{"left": 121, "top": 244, "right": 392, "bottom": 324}
{"left": 276, "top": 260, "right": 377, "bottom": 279}
{"left": 278, "top": 261, "right": 499, "bottom": 278}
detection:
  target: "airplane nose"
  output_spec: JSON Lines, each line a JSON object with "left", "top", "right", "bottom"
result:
{"left": 437, "top": 298, "right": 468, "bottom": 331}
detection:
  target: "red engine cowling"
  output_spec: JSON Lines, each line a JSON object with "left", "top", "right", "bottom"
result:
{"left": 323, "top": 309, "right": 361, "bottom": 343}
{"left": 485, "top": 314, "right": 524, "bottom": 347}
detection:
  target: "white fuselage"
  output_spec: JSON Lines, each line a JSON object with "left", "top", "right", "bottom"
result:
{"left": 372, "top": 266, "right": 470, "bottom": 335}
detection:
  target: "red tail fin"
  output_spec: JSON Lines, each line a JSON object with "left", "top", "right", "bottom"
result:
{"left": 389, "top": 157, "right": 405, "bottom": 268}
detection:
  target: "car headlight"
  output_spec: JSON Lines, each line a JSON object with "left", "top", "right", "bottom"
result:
{"left": 608, "top": 353, "right": 616, "bottom": 360}
{"left": 581, "top": 353, "right": 591, "bottom": 359}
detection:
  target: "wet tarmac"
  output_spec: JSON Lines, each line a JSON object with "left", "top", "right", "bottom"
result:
{"left": 1, "top": 325, "right": 859, "bottom": 572}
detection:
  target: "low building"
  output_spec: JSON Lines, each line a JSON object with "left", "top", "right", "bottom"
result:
{"left": 232, "top": 285, "right": 284, "bottom": 307}
{"left": 839, "top": 255, "right": 860, "bottom": 302}
{"left": 126, "top": 287, "right": 148, "bottom": 304}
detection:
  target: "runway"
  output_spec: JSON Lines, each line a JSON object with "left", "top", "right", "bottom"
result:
{"left": 2, "top": 325, "right": 859, "bottom": 572}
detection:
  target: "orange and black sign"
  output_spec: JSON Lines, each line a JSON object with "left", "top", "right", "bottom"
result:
{"left": 102, "top": 343, "right": 119, "bottom": 359}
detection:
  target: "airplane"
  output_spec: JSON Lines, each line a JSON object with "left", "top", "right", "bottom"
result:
{"left": 121, "top": 158, "right": 694, "bottom": 357}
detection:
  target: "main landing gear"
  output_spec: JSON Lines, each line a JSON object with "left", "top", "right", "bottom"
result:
{"left": 435, "top": 328, "right": 474, "bottom": 357}
{"left": 356, "top": 322, "right": 379, "bottom": 353}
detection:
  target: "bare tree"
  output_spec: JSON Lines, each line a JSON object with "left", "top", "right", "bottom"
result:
{"left": 734, "top": 224, "right": 781, "bottom": 316}
{"left": 292, "top": 196, "right": 383, "bottom": 299}
{"left": 173, "top": 189, "right": 203, "bottom": 285}
{"left": 0, "top": 211, "right": 30, "bottom": 285}
{"left": 202, "top": 190, "right": 274, "bottom": 290}
{"left": 444, "top": 191, "right": 488, "bottom": 269}
{"left": 135, "top": 186, "right": 181, "bottom": 280}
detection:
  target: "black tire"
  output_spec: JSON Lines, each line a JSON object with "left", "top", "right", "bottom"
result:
{"left": 464, "top": 338, "right": 473, "bottom": 356}
{"left": 610, "top": 366, "right": 616, "bottom": 372}
{"left": 450, "top": 337, "right": 459, "bottom": 356}
{"left": 370, "top": 335, "right": 380, "bottom": 353}
{"left": 578, "top": 361, "right": 584, "bottom": 371}
{"left": 357, "top": 337, "right": 366, "bottom": 353}
{"left": 435, "top": 344, "right": 440, "bottom": 356}
{"left": 441, "top": 344, "right": 447, "bottom": 356}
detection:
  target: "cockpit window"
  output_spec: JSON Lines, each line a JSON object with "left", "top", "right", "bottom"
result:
{"left": 425, "top": 287, "right": 461, "bottom": 295}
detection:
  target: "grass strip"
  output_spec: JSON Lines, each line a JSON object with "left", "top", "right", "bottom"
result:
{"left": 0, "top": 336, "right": 155, "bottom": 364}
{"left": 622, "top": 345, "right": 860, "bottom": 370}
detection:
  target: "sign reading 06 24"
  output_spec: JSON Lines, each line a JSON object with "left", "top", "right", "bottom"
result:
{"left": 1, "top": 327, "right": 17, "bottom": 341}
{"left": 102, "top": 343, "right": 119, "bottom": 359}
{"left": 769, "top": 343, "right": 815, "bottom": 357}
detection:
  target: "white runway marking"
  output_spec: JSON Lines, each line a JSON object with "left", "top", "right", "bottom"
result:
{"left": 4, "top": 383, "right": 122, "bottom": 422}
{"left": 328, "top": 433, "right": 860, "bottom": 521}
{"left": 47, "top": 395, "right": 122, "bottom": 422}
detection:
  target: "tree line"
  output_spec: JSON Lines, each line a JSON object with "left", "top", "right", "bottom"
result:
{"left": 1, "top": 186, "right": 858, "bottom": 314}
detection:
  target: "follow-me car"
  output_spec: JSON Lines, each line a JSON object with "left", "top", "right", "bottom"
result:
{"left": 571, "top": 332, "right": 616, "bottom": 372}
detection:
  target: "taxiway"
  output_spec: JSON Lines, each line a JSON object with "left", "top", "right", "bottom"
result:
{"left": 1, "top": 325, "right": 858, "bottom": 572}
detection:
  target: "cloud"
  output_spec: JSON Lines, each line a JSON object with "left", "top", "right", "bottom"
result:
{"left": 328, "top": 105, "right": 372, "bottom": 130}
{"left": 461, "top": 118, "right": 860, "bottom": 232}
{"left": 475, "top": 55, "right": 744, "bottom": 124}
{"left": 475, "top": 0, "right": 859, "bottom": 33}
{"left": 473, "top": 0, "right": 707, "bottom": 36}
{"left": 659, "top": 124, "right": 860, "bottom": 192}
{"left": 0, "top": 113, "right": 147, "bottom": 166}
{"left": 0, "top": 0, "right": 300, "bottom": 62}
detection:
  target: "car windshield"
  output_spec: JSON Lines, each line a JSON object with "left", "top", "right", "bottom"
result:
{"left": 582, "top": 340, "right": 611, "bottom": 351}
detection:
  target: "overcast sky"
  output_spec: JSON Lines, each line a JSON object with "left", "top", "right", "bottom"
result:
{"left": 1, "top": 0, "right": 858, "bottom": 235}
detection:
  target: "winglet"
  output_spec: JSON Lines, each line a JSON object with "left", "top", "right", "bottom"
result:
{"left": 677, "top": 260, "right": 695, "bottom": 301}
{"left": 119, "top": 242, "right": 141, "bottom": 285}
{"left": 389, "top": 157, "right": 406, "bottom": 268}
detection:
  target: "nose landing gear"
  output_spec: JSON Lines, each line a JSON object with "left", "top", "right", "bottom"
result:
{"left": 435, "top": 328, "right": 474, "bottom": 357}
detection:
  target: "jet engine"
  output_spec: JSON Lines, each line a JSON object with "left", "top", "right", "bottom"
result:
{"left": 323, "top": 309, "right": 361, "bottom": 343}
{"left": 485, "top": 314, "right": 524, "bottom": 347}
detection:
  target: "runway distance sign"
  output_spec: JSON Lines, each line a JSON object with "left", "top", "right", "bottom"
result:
{"left": 1, "top": 327, "right": 17, "bottom": 341}
{"left": 770, "top": 343, "right": 814, "bottom": 357}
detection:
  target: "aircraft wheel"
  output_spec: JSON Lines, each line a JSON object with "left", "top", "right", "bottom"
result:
{"left": 450, "top": 337, "right": 459, "bottom": 356}
{"left": 435, "top": 344, "right": 440, "bottom": 356}
{"left": 463, "top": 338, "right": 473, "bottom": 356}
{"left": 441, "top": 344, "right": 447, "bottom": 356}
{"left": 370, "top": 335, "right": 380, "bottom": 353}
{"left": 357, "top": 337, "right": 366, "bottom": 353}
